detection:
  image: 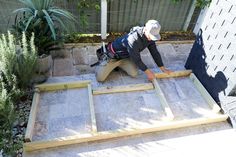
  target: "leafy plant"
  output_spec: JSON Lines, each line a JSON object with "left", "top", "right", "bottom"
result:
{"left": 77, "top": 0, "right": 100, "bottom": 31}
{"left": 0, "top": 89, "right": 17, "bottom": 156}
{"left": 195, "top": 0, "right": 212, "bottom": 8}
{"left": 13, "top": 0, "right": 77, "bottom": 56}
{"left": 171, "top": 0, "right": 212, "bottom": 8}
{"left": 0, "top": 31, "right": 37, "bottom": 156}
{"left": 15, "top": 32, "right": 38, "bottom": 89}
{"left": 0, "top": 31, "right": 37, "bottom": 91}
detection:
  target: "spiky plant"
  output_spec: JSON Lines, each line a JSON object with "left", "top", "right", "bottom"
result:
{"left": 13, "top": 0, "right": 77, "bottom": 56}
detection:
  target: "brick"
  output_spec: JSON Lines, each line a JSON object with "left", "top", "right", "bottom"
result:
{"left": 53, "top": 58, "right": 74, "bottom": 76}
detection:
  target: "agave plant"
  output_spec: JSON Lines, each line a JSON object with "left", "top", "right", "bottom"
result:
{"left": 13, "top": 0, "right": 77, "bottom": 56}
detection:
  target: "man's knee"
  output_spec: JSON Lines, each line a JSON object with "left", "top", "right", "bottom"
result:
{"left": 95, "top": 70, "right": 106, "bottom": 82}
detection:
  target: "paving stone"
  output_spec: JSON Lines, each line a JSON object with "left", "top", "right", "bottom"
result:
{"left": 72, "top": 46, "right": 98, "bottom": 65}
{"left": 53, "top": 58, "right": 74, "bottom": 76}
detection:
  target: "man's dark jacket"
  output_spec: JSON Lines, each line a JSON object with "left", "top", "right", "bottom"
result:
{"left": 111, "top": 26, "right": 164, "bottom": 71}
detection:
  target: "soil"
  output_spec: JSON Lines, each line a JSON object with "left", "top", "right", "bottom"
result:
{"left": 65, "top": 31, "right": 196, "bottom": 43}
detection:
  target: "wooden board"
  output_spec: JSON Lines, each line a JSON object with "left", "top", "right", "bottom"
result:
{"left": 152, "top": 79, "right": 174, "bottom": 120}
{"left": 24, "top": 114, "right": 228, "bottom": 151}
{"left": 189, "top": 73, "right": 221, "bottom": 113}
{"left": 25, "top": 90, "right": 40, "bottom": 142}
{"left": 155, "top": 70, "right": 192, "bottom": 79}
{"left": 35, "top": 80, "right": 91, "bottom": 92}
{"left": 93, "top": 83, "right": 153, "bottom": 95}
{"left": 88, "top": 84, "right": 97, "bottom": 133}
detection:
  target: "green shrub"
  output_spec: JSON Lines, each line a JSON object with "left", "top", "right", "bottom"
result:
{"left": 0, "top": 89, "right": 18, "bottom": 156}
{"left": 0, "top": 31, "right": 36, "bottom": 156}
{"left": 0, "top": 31, "right": 37, "bottom": 91}
{"left": 13, "top": 0, "right": 77, "bottom": 56}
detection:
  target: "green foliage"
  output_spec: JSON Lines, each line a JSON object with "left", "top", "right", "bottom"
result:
{"left": 0, "top": 31, "right": 36, "bottom": 156}
{"left": 13, "top": 0, "right": 77, "bottom": 56}
{"left": 172, "top": 0, "right": 212, "bottom": 8}
{"left": 0, "top": 89, "right": 18, "bottom": 156}
{"left": 0, "top": 31, "right": 37, "bottom": 91}
{"left": 15, "top": 32, "right": 38, "bottom": 89}
{"left": 77, "top": 0, "right": 100, "bottom": 31}
{"left": 195, "top": 0, "right": 212, "bottom": 8}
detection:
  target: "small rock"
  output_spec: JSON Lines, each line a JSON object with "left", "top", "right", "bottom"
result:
{"left": 13, "top": 120, "right": 19, "bottom": 127}
{"left": 18, "top": 148, "right": 23, "bottom": 153}
{"left": 12, "top": 128, "right": 18, "bottom": 136}
{"left": 19, "top": 121, "right": 26, "bottom": 127}
{"left": 17, "top": 134, "right": 23, "bottom": 139}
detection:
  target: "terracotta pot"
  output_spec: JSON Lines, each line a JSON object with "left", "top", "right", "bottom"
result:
{"left": 36, "top": 55, "right": 52, "bottom": 73}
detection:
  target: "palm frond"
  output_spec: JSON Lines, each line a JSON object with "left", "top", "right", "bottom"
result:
{"left": 13, "top": 8, "right": 33, "bottom": 14}
{"left": 24, "top": 15, "right": 34, "bottom": 31}
{"left": 42, "top": 9, "right": 56, "bottom": 39}
{"left": 48, "top": 8, "right": 77, "bottom": 22}
{"left": 19, "top": 0, "right": 35, "bottom": 9}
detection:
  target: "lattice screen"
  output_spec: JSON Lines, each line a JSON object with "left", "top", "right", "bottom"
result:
{"left": 186, "top": 0, "right": 236, "bottom": 104}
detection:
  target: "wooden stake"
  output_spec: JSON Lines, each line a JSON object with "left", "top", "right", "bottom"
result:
{"left": 152, "top": 79, "right": 174, "bottom": 120}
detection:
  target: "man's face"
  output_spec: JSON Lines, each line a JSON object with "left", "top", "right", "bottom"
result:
{"left": 144, "top": 29, "right": 158, "bottom": 41}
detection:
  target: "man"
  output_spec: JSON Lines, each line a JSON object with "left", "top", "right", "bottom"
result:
{"left": 95, "top": 20, "right": 172, "bottom": 82}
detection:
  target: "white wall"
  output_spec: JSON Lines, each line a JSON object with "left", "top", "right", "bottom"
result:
{"left": 193, "top": 0, "right": 236, "bottom": 99}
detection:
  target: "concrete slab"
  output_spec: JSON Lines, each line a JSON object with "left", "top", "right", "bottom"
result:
{"left": 53, "top": 58, "right": 74, "bottom": 76}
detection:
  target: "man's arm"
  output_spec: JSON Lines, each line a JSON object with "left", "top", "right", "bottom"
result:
{"left": 148, "top": 42, "right": 172, "bottom": 74}
{"left": 147, "top": 42, "right": 164, "bottom": 67}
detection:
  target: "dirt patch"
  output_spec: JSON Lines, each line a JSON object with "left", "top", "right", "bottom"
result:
{"left": 65, "top": 31, "right": 195, "bottom": 43}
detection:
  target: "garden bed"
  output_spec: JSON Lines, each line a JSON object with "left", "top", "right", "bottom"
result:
{"left": 65, "top": 31, "right": 196, "bottom": 43}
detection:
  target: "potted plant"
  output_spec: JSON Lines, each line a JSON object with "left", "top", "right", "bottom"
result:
{"left": 13, "top": 0, "right": 77, "bottom": 73}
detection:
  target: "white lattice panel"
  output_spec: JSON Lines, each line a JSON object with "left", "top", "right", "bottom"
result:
{"left": 193, "top": 0, "right": 236, "bottom": 97}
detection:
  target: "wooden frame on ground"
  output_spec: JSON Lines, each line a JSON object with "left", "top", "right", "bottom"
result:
{"left": 24, "top": 80, "right": 91, "bottom": 142}
{"left": 24, "top": 70, "right": 227, "bottom": 152}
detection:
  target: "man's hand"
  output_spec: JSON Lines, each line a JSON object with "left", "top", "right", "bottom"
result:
{"left": 159, "top": 66, "right": 173, "bottom": 74}
{"left": 145, "top": 69, "right": 156, "bottom": 81}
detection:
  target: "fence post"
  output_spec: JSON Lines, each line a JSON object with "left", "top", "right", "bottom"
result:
{"left": 101, "top": 0, "right": 107, "bottom": 39}
{"left": 183, "top": 0, "right": 196, "bottom": 31}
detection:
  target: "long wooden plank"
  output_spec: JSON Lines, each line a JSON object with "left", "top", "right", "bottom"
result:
{"left": 35, "top": 80, "right": 91, "bottom": 92}
{"left": 93, "top": 83, "right": 154, "bottom": 95}
{"left": 24, "top": 89, "right": 40, "bottom": 142}
{"left": 24, "top": 114, "right": 228, "bottom": 151}
{"left": 87, "top": 84, "right": 97, "bottom": 133}
{"left": 155, "top": 70, "right": 192, "bottom": 79}
{"left": 152, "top": 79, "right": 174, "bottom": 120}
{"left": 189, "top": 73, "right": 221, "bottom": 113}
